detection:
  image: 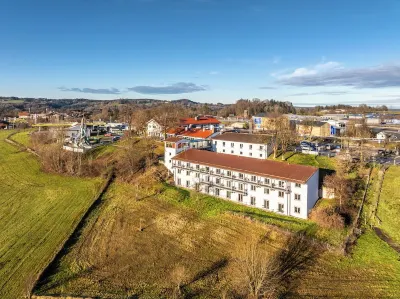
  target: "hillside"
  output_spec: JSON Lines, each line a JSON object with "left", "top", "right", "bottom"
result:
{"left": 0, "top": 131, "right": 103, "bottom": 299}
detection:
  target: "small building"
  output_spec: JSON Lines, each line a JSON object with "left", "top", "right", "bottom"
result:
{"left": 211, "top": 132, "right": 273, "bottom": 159}
{"left": 296, "top": 121, "right": 331, "bottom": 137}
{"left": 377, "top": 131, "right": 399, "bottom": 143}
{"left": 18, "top": 111, "right": 30, "bottom": 119}
{"left": 171, "top": 149, "right": 319, "bottom": 219}
{"left": 146, "top": 119, "right": 164, "bottom": 139}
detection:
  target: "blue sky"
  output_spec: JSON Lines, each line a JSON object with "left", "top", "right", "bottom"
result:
{"left": 1, "top": 0, "right": 400, "bottom": 107}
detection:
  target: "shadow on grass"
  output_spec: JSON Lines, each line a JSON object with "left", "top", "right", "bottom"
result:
{"left": 274, "top": 231, "right": 325, "bottom": 297}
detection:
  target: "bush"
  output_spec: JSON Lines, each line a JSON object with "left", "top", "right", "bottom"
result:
{"left": 310, "top": 206, "right": 345, "bottom": 229}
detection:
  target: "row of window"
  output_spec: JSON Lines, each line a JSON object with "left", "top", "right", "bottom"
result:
{"left": 175, "top": 161, "right": 302, "bottom": 188}
{"left": 176, "top": 180, "right": 301, "bottom": 214}
{"left": 215, "top": 141, "right": 264, "bottom": 150}
{"left": 177, "top": 175, "right": 301, "bottom": 200}
{"left": 221, "top": 149, "right": 264, "bottom": 157}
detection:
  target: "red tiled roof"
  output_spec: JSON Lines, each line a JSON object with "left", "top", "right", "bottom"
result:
{"left": 172, "top": 149, "right": 318, "bottom": 183}
{"left": 167, "top": 127, "right": 215, "bottom": 139}
{"left": 180, "top": 116, "right": 220, "bottom": 125}
{"left": 180, "top": 129, "right": 215, "bottom": 139}
{"left": 167, "top": 127, "right": 185, "bottom": 135}
{"left": 18, "top": 112, "right": 30, "bottom": 117}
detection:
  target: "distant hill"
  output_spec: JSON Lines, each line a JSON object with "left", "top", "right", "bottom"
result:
{"left": 171, "top": 99, "right": 200, "bottom": 106}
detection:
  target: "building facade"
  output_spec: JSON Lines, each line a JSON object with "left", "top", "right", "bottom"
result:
{"left": 296, "top": 121, "right": 331, "bottom": 137}
{"left": 211, "top": 132, "right": 273, "bottom": 159}
{"left": 171, "top": 149, "right": 319, "bottom": 219}
{"left": 146, "top": 119, "right": 164, "bottom": 138}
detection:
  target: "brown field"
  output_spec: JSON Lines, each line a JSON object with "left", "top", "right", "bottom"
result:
{"left": 35, "top": 177, "right": 290, "bottom": 298}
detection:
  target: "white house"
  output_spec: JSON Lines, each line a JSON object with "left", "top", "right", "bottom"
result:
{"left": 377, "top": 131, "right": 399, "bottom": 143}
{"left": 171, "top": 149, "right": 319, "bottom": 219}
{"left": 211, "top": 132, "right": 273, "bottom": 159}
{"left": 146, "top": 119, "right": 164, "bottom": 138}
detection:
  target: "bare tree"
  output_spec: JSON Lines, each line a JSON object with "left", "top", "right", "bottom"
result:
{"left": 276, "top": 117, "right": 296, "bottom": 160}
{"left": 131, "top": 109, "right": 150, "bottom": 136}
{"left": 299, "top": 118, "right": 316, "bottom": 140}
{"left": 234, "top": 238, "right": 277, "bottom": 298}
{"left": 323, "top": 173, "right": 349, "bottom": 210}
{"left": 171, "top": 265, "right": 186, "bottom": 298}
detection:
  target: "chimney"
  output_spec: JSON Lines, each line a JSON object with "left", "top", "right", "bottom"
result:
{"left": 195, "top": 116, "right": 199, "bottom": 121}
{"left": 185, "top": 126, "right": 188, "bottom": 131}
{"left": 203, "top": 127, "right": 205, "bottom": 132}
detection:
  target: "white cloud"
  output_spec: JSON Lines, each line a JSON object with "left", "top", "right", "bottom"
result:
{"left": 274, "top": 61, "right": 400, "bottom": 88}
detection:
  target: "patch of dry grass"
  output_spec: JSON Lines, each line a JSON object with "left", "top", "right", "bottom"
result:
{"left": 35, "top": 179, "right": 286, "bottom": 298}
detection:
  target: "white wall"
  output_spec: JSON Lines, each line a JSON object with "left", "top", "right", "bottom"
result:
{"left": 172, "top": 160, "right": 318, "bottom": 219}
{"left": 212, "top": 140, "right": 272, "bottom": 159}
{"left": 147, "top": 120, "right": 163, "bottom": 138}
{"left": 306, "top": 170, "right": 320, "bottom": 216}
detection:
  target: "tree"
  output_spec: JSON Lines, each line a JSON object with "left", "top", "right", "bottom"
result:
{"left": 171, "top": 265, "right": 186, "bottom": 298}
{"left": 131, "top": 109, "right": 150, "bottom": 136}
{"left": 234, "top": 238, "right": 277, "bottom": 298}
{"left": 153, "top": 103, "right": 189, "bottom": 139}
{"left": 276, "top": 117, "right": 296, "bottom": 160}
{"left": 299, "top": 118, "right": 316, "bottom": 140}
{"left": 323, "top": 173, "right": 349, "bottom": 210}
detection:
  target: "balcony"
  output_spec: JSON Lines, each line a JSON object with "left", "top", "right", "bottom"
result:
{"left": 172, "top": 164, "right": 291, "bottom": 192}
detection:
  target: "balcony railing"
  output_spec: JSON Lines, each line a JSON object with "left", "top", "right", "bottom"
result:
{"left": 172, "top": 164, "right": 290, "bottom": 192}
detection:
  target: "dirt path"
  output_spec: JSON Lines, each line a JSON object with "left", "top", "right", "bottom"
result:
{"left": 373, "top": 227, "right": 400, "bottom": 253}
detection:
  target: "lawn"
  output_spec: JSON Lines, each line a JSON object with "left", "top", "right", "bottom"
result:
{"left": 296, "top": 229, "right": 400, "bottom": 298}
{"left": 269, "top": 151, "right": 336, "bottom": 171}
{"left": 9, "top": 129, "right": 33, "bottom": 147}
{"left": 34, "top": 170, "right": 400, "bottom": 298}
{"left": 0, "top": 130, "right": 103, "bottom": 299}
{"left": 35, "top": 180, "right": 286, "bottom": 298}
{"left": 376, "top": 166, "right": 400, "bottom": 244}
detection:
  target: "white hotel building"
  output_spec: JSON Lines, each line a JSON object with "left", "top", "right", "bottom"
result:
{"left": 171, "top": 149, "right": 319, "bottom": 219}
{"left": 211, "top": 132, "right": 273, "bottom": 159}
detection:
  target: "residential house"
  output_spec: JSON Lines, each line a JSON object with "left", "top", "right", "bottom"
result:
{"left": 211, "top": 132, "right": 273, "bottom": 159}
{"left": 376, "top": 131, "right": 399, "bottom": 143}
{"left": 146, "top": 119, "right": 164, "bottom": 138}
{"left": 171, "top": 149, "right": 319, "bottom": 219}
{"left": 18, "top": 111, "right": 30, "bottom": 119}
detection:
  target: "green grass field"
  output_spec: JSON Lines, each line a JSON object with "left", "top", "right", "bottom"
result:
{"left": 0, "top": 130, "right": 103, "bottom": 299}
{"left": 9, "top": 129, "right": 33, "bottom": 147}
{"left": 269, "top": 151, "right": 336, "bottom": 171}
{"left": 376, "top": 166, "right": 400, "bottom": 244}
{"left": 297, "top": 229, "right": 400, "bottom": 298}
